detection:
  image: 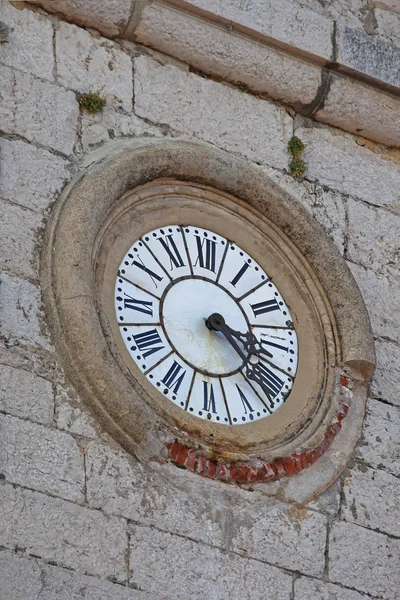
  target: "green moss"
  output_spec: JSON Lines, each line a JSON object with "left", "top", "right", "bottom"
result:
{"left": 77, "top": 93, "right": 106, "bottom": 114}
{"left": 0, "top": 22, "right": 13, "bottom": 44}
{"left": 289, "top": 157, "right": 306, "bottom": 178}
{"left": 287, "top": 135, "right": 305, "bottom": 158}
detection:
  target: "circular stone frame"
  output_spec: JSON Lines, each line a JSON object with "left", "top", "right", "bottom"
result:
{"left": 41, "top": 138, "right": 375, "bottom": 499}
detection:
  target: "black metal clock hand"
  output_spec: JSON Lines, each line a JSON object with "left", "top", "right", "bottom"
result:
{"left": 205, "top": 313, "right": 273, "bottom": 362}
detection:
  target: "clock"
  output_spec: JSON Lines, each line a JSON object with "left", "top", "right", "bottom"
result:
{"left": 114, "top": 225, "right": 298, "bottom": 426}
{"left": 42, "top": 139, "right": 374, "bottom": 497}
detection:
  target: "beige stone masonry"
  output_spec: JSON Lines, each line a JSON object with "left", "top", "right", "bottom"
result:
{"left": 28, "top": 0, "right": 400, "bottom": 147}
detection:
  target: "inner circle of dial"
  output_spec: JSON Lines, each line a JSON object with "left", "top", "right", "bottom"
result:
{"left": 114, "top": 224, "right": 298, "bottom": 426}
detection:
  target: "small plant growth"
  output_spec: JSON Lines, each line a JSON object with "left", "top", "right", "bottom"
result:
{"left": 77, "top": 92, "right": 106, "bottom": 114}
{"left": 287, "top": 135, "right": 306, "bottom": 178}
{"left": 0, "top": 22, "right": 13, "bottom": 44}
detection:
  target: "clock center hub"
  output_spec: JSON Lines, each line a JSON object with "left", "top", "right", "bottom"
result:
{"left": 161, "top": 278, "right": 248, "bottom": 375}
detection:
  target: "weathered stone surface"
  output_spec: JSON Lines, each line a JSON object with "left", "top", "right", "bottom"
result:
{"left": 0, "top": 272, "right": 51, "bottom": 350}
{"left": 316, "top": 73, "right": 400, "bottom": 147}
{"left": 263, "top": 166, "right": 346, "bottom": 254}
{"left": 298, "top": 126, "right": 400, "bottom": 211}
{"left": 348, "top": 262, "right": 400, "bottom": 341}
{"left": 0, "top": 483, "right": 127, "bottom": 581}
{"left": 135, "top": 2, "right": 321, "bottom": 107}
{"left": 0, "top": 3, "right": 54, "bottom": 80}
{"left": 295, "top": 576, "right": 372, "bottom": 600}
{"left": 370, "top": 339, "right": 400, "bottom": 407}
{"left": 375, "top": 8, "right": 400, "bottom": 45}
{"left": 291, "top": 0, "right": 365, "bottom": 28}
{"left": 231, "top": 499, "right": 327, "bottom": 576}
{"left": 342, "top": 464, "right": 400, "bottom": 537}
{"left": 81, "top": 105, "right": 165, "bottom": 152}
{"left": 55, "top": 385, "right": 98, "bottom": 438}
{"left": 0, "top": 365, "right": 54, "bottom": 425}
{"left": 0, "top": 414, "right": 84, "bottom": 502}
{"left": 347, "top": 199, "right": 400, "bottom": 278}
{"left": 0, "top": 139, "right": 71, "bottom": 213}
{"left": 86, "top": 441, "right": 225, "bottom": 547}
{"left": 0, "top": 65, "right": 79, "bottom": 155}
{"left": 0, "top": 199, "right": 43, "bottom": 281}
{"left": 306, "top": 479, "right": 341, "bottom": 516}
{"left": 180, "top": 0, "right": 334, "bottom": 60}
{"left": 30, "top": 0, "right": 132, "bottom": 37}
{"left": 56, "top": 22, "right": 133, "bottom": 112}
{"left": 329, "top": 521, "right": 400, "bottom": 599}
{"left": 337, "top": 25, "right": 400, "bottom": 89}
{"left": 0, "top": 550, "right": 152, "bottom": 600}
{"left": 357, "top": 399, "right": 400, "bottom": 476}
{"left": 129, "top": 525, "right": 292, "bottom": 600}
{"left": 135, "top": 55, "right": 293, "bottom": 170}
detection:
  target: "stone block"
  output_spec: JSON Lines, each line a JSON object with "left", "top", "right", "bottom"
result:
{"left": 297, "top": 126, "right": 400, "bottom": 211}
{"left": 0, "top": 3, "right": 54, "bottom": 81}
{"left": 0, "top": 550, "right": 153, "bottom": 600}
{"left": 337, "top": 25, "right": 400, "bottom": 89}
{"left": 347, "top": 262, "right": 400, "bottom": 341}
{"left": 263, "top": 166, "right": 346, "bottom": 254}
{"left": 342, "top": 464, "right": 400, "bottom": 537}
{"left": 0, "top": 65, "right": 79, "bottom": 155}
{"left": 370, "top": 339, "right": 400, "bottom": 406}
{"left": 0, "top": 414, "right": 84, "bottom": 502}
{"left": 0, "top": 272, "right": 51, "bottom": 350}
{"left": 55, "top": 385, "right": 98, "bottom": 438}
{"left": 0, "top": 139, "right": 71, "bottom": 214}
{"left": 316, "top": 73, "right": 400, "bottom": 147}
{"left": 306, "top": 479, "right": 341, "bottom": 516}
{"left": 56, "top": 22, "right": 133, "bottom": 112}
{"left": 357, "top": 399, "right": 400, "bottom": 476}
{"left": 375, "top": 9, "right": 400, "bottom": 45}
{"left": 86, "top": 441, "right": 225, "bottom": 547}
{"left": 135, "top": 55, "right": 293, "bottom": 170}
{"left": 0, "top": 199, "right": 43, "bottom": 281}
{"left": 180, "top": 0, "right": 334, "bottom": 60}
{"left": 329, "top": 521, "right": 400, "bottom": 599}
{"left": 347, "top": 199, "right": 400, "bottom": 279}
{"left": 371, "top": 0, "right": 400, "bottom": 15}
{"left": 129, "top": 525, "right": 292, "bottom": 600}
{"left": 231, "top": 498, "right": 327, "bottom": 576}
{"left": 135, "top": 2, "right": 321, "bottom": 107}
{"left": 81, "top": 105, "right": 164, "bottom": 152}
{"left": 0, "top": 364, "right": 54, "bottom": 425}
{"left": 30, "top": 0, "right": 132, "bottom": 37}
{"left": 294, "top": 576, "right": 373, "bottom": 600}
{"left": 0, "top": 484, "right": 128, "bottom": 581}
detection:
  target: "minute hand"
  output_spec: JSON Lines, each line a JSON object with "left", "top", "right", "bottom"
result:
{"left": 205, "top": 313, "right": 272, "bottom": 362}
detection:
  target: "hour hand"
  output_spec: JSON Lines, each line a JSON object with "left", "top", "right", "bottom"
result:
{"left": 205, "top": 313, "right": 272, "bottom": 360}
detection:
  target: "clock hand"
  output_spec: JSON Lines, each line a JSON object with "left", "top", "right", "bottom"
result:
{"left": 205, "top": 313, "right": 273, "bottom": 361}
{"left": 244, "top": 360, "right": 275, "bottom": 405}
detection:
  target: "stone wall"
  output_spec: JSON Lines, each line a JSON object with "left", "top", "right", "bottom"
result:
{"left": 0, "top": 2, "right": 399, "bottom": 599}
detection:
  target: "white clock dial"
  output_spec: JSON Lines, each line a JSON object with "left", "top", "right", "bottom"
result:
{"left": 115, "top": 225, "right": 298, "bottom": 425}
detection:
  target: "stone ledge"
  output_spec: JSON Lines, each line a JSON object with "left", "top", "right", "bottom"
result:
{"left": 27, "top": 0, "right": 400, "bottom": 147}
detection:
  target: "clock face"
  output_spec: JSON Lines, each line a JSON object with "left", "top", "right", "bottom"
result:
{"left": 114, "top": 225, "right": 298, "bottom": 425}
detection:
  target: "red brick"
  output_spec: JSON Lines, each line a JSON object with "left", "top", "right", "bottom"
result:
{"left": 340, "top": 376, "right": 349, "bottom": 387}
{"left": 298, "top": 452, "right": 308, "bottom": 470}
{"left": 282, "top": 455, "right": 298, "bottom": 476}
{"left": 246, "top": 466, "right": 259, "bottom": 483}
{"left": 205, "top": 460, "right": 216, "bottom": 479}
{"left": 215, "top": 464, "right": 230, "bottom": 481}
{"left": 229, "top": 463, "right": 237, "bottom": 481}
{"left": 168, "top": 441, "right": 182, "bottom": 461}
{"left": 256, "top": 463, "right": 276, "bottom": 482}
{"left": 185, "top": 450, "right": 198, "bottom": 471}
{"left": 195, "top": 455, "right": 207, "bottom": 475}
{"left": 176, "top": 445, "right": 190, "bottom": 466}
{"left": 273, "top": 458, "right": 287, "bottom": 478}
{"left": 236, "top": 464, "right": 250, "bottom": 483}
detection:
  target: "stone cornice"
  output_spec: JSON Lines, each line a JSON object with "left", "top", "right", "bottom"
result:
{"left": 26, "top": 0, "right": 400, "bottom": 146}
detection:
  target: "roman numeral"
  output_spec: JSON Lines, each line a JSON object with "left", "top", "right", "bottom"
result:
{"left": 250, "top": 298, "right": 280, "bottom": 317}
{"left": 119, "top": 293, "right": 153, "bottom": 316}
{"left": 202, "top": 381, "right": 217, "bottom": 413}
{"left": 194, "top": 236, "right": 217, "bottom": 272}
{"left": 230, "top": 262, "right": 250, "bottom": 287}
{"left": 131, "top": 255, "right": 163, "bottom": 288}
{"left": 250, "top": 362, "right": 284, "bottom": 399}
{"left": 158, "top": 235, "right": 185, "bottom": 270}
{"left": 235, "top": 384, "right": 254, "bottom": 414}
{"left": 133, "top": 329, "right": 164, "bottom": 358}
{"left": 260, "top": 335, "right": 288, "bottom": 353}
{"left": 161, "top": 360, "right": 186, "bottom": 394}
